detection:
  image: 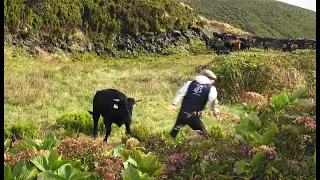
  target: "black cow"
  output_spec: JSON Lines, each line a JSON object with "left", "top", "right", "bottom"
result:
{"left": 247, "top": 40, "right": 254, "bottom": 50}
{"left": 88, "top": 89, "right": 139, "bottom": 142}
{"left": 262, "top": 41, "right": 270, "bottom": 51}
{"left": 212, "top": 40, "right": 226, "bottom": 55}
{"left": 238, "top": 37, "right": 249, "bottom": 51}
{"left": 212, "top": 39, "right": 232, "bottom": 55}
{"left": 291, "top": 44, "right": 298, "bottom": 52}
{"left": 281, "top": 43, "right": 287, "bottom": 52}
{"left": 224, "top": 40, "right": 232, "bottom": 51}
{"left": 213, "top": 32, "right": 225, "bottom": 40}
{"left": 205, "top": 38, "right": 215, "bottom": 49}
{"left": 282, "top": 42, "right": 294, "bottom": 52}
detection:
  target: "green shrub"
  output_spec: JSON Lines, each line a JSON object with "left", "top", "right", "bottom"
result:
{"left": 70, "top": 52, "right": 103, "bottom": 62}
{"left": 4, "top": 0, "right": 198, "bottom": 44}
{"left": 60, "top": 129, "right": 83, "bottom": 139}
{"left": 209, "top": 124, "right": 225, "bottom": 141}
{"left": 230, "top": 87, "right": 316, "bottom": 179}
{"left": 22, "top": 133, "right": 60, "bottom": 151}
{"left": 55, "top": 111, "right": 105, "bottom": 136}
{"left": 4, "top": 129, "right": 13, "bottom": 140}
{"left": 130, "top": 124, "right": 151, "bottom": 142}
{"left": 6, "top": 121, "right": 38, "bottom": 141}
{"left": 4, "top": 159, "right": 38, "bottom": 180}
{"left": 37, "top": 164, "right": 99, "bottom": 180}
{"left": 110, "top": 145, "right": 164, "bottom": 178}
{"left": 4, "top": 139, "right": 11, "bottom": 152}
{"left": 188, "top": 39, "right": 211, "bottom": 54}
{"left": 210, "top": 53, "right": 315, "bottom": 103}
{"left": 4, "top": 0, "right": 27, "bottom": 33}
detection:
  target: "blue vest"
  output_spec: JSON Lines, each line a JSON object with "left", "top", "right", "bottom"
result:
{"left": 180, "top": 80, "right": 211, "bottom": 113}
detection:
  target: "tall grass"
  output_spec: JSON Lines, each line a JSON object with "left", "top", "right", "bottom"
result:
{"left": 5, "top": 46, "right": 243, "bottom": 143}
{"left": 5, "top": 46, "right": 315, "bottom": 143}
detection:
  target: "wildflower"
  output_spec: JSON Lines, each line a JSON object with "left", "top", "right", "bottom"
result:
{"left": 125, "top": 137, "right": 140, "bottom": 149}
{"left": 293, "top": 116, "right": 316, "bottom": 131}
{"left": 164, "top": 153, "right": 190, "bottom": 173}
{"left": 249, "top": 145, "right": 277, "bottom": 160}
{"left": 243, "top": 91, "right": 266, "bottom": 105}
{"left": 216, "top": 112, "right": 239, "bottom": 123}
{"left": 265, "top": 89, "right": 279, "bottom": 97}
{"left": 300, "top": 135, "right": 312, "bottom": 143}
{"left": 300, "top": 93, "right": 315, "bottom": 100}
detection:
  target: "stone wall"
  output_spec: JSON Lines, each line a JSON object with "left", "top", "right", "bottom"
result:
{"left": 4, "top": 28, "right": 316, "bottom": 58}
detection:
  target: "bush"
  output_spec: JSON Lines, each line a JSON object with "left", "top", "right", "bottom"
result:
{"left": 142, "top": 133, "right": 176, "bottom": 159}
{"left": 4, "top": 140, "right": 39, "bottom": 167}
{"left": 130, "top": 124, "right": 151, "bottom": 142}
{"left": 4, "top": 129, "right": 13, "bottom": 140}
{"left": 189, "top": 39, "right": 210, "bottom": 54}
{"left": 209, "top": 124, "right": 225, "bottom": 141}
{"left": 21, "top": 133, "right": 60, "bottom": 151}
{"left": 4, "top": 0, "right": 198, "bottom": 43}
{"left": 210, "top": 53, "right": 315, "bottom": 103}
{"left": 57, "top": 137, "right": 112, "bottom": 171}
{"left": 95, "top": 156, "right": 124, "bottom": 180}
{"left": 6, "top": 121, "right": 38, "bottom": 141}
{"left": 55, "top": 111, "right": 105, "bottom": 136}
{"left": 4, "top": 0, "right": 27, "bottom": 33}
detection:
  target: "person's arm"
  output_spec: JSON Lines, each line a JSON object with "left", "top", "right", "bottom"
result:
{"left": 207, "top": 86, "right": 219, "bottom": 112}
{"left": 172, "top": 81, "right": 192, "bottom": 106}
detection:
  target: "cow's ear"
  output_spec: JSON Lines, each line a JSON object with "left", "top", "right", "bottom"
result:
{"left": 135, "top": 100, "right": 142, "bottom": 103}
{"left": 127, "top": 98, "right": 136, "bottom": 104}
{"left": 88, "top": 110, "right": 93, "bottom": 115}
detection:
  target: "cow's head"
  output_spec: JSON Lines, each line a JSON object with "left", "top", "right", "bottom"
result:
{"left": 126, "top": 98, "right": 141, "bottom": 114}
{"left": 127, "top": 98, "right": 141, "bottom": 119}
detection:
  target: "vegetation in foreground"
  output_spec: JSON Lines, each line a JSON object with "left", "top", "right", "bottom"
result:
{"left": 4, "top": 46, "right": 316, "bottom": 179}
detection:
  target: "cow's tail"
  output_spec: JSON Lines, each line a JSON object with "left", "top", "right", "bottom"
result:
{"left": 88, "top": 110, "right": 100, "bottom": 139}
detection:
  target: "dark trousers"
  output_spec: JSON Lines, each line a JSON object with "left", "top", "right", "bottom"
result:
{"left": 170, "top": 111, "right": 208, "bottom": 138}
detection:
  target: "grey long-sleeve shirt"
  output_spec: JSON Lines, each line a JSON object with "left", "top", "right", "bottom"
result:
{"left": 171, "top": 75, "right": 219, "bottom": 112}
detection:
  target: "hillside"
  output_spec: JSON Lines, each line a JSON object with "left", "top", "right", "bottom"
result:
{"left": 178, "top": 0, "right": 316, "bottom": 39}
{"left": 4, "top": 0, "right": 316, "bottom": 57}
{"left": 5, "top": 0, "right": 256, "bottom": 57}
{"left": 4, "top": 0, "right": 199, "bottom": 41}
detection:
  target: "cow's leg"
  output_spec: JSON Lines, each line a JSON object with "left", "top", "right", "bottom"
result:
{"left": 125, "top": 122, "right": 131, "bottom": 135}
{"left": 103, "top": 120, "right": 112, "bottom": 142}
{"left": 89, "top": 110, "right": 100, "bottom": 139}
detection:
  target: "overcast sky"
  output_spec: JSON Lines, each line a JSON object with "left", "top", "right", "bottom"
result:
{"left": 276, "top": 0, "right": 316, "bottom": 12}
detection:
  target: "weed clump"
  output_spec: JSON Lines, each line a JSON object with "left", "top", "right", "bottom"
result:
{"left": 55, "top": 111, "right": 105, "bottom": 136}
{"left": 5, "top": 121, "right": 38, "bottom": 141}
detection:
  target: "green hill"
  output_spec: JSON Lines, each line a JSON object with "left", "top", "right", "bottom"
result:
{"left": 178, "top": 0, "right": 316, "bottom": 39}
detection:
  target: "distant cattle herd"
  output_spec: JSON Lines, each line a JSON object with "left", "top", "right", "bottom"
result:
{"left": 204, "top": 32, "right": 316, "bottom": 55}
{"left": 205, "top": 33, "right": 253, "bottom": 55}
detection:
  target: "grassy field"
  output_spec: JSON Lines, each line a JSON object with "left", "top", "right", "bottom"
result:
{"left": 4, "top": 45, "right": 316, "bottom": 179}
{"left": 4, "top": 46, "right": 247, "bottom": 144}
{"left": 4, "top": 45, "right": 316, "bottom": 144}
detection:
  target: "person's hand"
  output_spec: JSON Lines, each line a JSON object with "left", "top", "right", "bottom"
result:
{"left": 211, "top": 111, "right": 221, "bottom": 119}
{"left": 168, "top": 104, "right": 177, "bottom": 111}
